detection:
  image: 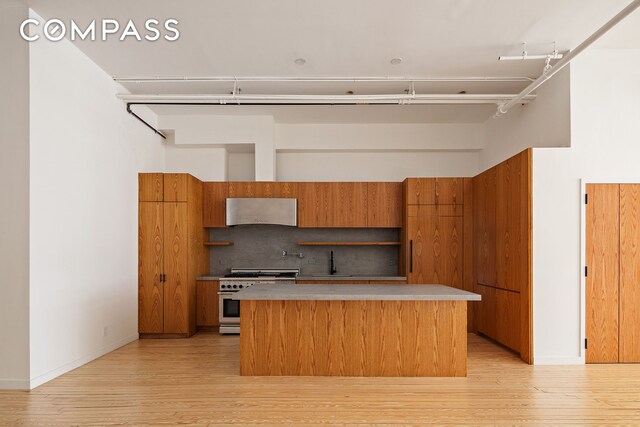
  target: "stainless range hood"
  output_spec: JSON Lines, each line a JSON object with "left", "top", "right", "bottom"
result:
{"left": 226, "top": 198, "right": 297, "bottom": 226}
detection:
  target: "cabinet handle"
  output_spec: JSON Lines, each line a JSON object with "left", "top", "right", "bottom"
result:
{"left": 409, "top": 240, "right": 413, "bottom": 273}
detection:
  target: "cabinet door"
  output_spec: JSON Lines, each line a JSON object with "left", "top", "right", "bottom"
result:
{"left": 139, "top": 173, "right": 163, "bottom": 202}
{"left": 407, "top": 205, "right": 462, "bottom": 287}
{"left": 405, "top": 178, "right": 436, "bottom": 205}
{"left": 196, "top": 280, "right": 219, "bottom": 327}
{"left": 333, "top": 182, "right": 367, "bottom": 227}
{"left": 619, "top": 184, "right": 640, "bottom": 363}
{"left": 473, "top": 168, "right": 497, "bottom": 287}
{"left": 367, "top": 182, "right": 402, "bottom": 227}
{"left": 298, "top": 182, "right": 333, "bottom": 227}
{"left": 435, "top": 178, "right": 463, "bottom": 205}
{"left": 163, "top": 202, "right": 189, "bottom": 333}
{"left": 586, "top": 184, "right": 620, "bottom": 363}
{"left": 164, "top": 174, "right": 188, "bottom": 202}
{"left": 203, "top": 182, "right": 228, "bottom": 227}
{"left": 475, "top": 284, "right": 520, "bottom": 352}
{"left": 139, "top": 202, "right": 164, "bottom": 333}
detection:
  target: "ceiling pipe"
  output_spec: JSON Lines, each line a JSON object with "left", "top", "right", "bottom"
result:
{"left": 117, "top": 93, "right": 536, "bottom": 105}
{"left": 113, "top": 76, "right": 535, "bottom": 83}
{"left": 495, "top": 0, "right": 640, "bottom": 117}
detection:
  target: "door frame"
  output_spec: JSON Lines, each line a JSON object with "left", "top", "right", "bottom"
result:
{"left": 580, "top": 178, "right": 640, "bottom": 364}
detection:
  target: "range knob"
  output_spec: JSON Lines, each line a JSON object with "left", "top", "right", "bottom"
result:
{"left": 233, "top": 284, "right": 238, "bottom": 289}
{"left": 221, "top": 284, "right": 227, "bottom": 289}
{"left": 239, "top": 284, "right": 243, "bottom": 289}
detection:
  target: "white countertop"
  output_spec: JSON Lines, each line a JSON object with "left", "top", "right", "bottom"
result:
{"left": 232, "top": 283, "right": 481, "bottom": 301}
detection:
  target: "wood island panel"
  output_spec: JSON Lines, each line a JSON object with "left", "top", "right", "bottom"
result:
{"left": 240, "top": 299, "right": 467, "bottom": 377}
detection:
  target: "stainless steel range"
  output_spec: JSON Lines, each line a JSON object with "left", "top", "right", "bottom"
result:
{"left": 218, "top": 268, "right": 298, "bottom": 334}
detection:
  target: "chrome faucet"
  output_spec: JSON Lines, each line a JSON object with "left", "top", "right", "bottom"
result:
{"left": 330, "top": 250, "right": 337, "bottom": 275}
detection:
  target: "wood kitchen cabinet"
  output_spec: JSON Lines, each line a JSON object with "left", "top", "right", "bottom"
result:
{"left": 405, "top": 205, "right": 462, "bottom": 288}
{"left": 203, "top": 182, "right": 228, "bottom": 228}
{"left": 367, "top": 182, "right": 403, "bottom": 227}
{"left": 405, "top": 178, "right": 463, "bottom": 205}
{"left": 228, "top": 181, "right": 298, "bottom": 198}
{"left": 138, "top": 173, "right": 208, "bottom": 337}
{"left": 196, "top": 280, "right": 219, "bottom": 327}
{"left": 139, "top": 173, "right": 164, "bottom": 202}
{"left": 298, "top": 182, "right": 367, "bottom": 227}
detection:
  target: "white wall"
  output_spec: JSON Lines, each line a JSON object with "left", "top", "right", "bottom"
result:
{"left": 481, "top": 67, "right": 571, "bottom": 170}
{"left": 228, "top": 153, "right": 256, "bottom": 181}
{"left": 0, "top": 4, "right": 31, "bottom": 390}
{"left": 28, "top": 13, "right": 165, "bottom": 387}
{"left": 276, "top": 123, "right": 484, "bottom": 151}
{"left": 164, "top": 137, "right": 227, "bottom": 181}
{"left": 533, "top": 49, "right": 640, "bottom": 364}
{"left": 277, "top": 151, "right": 480, "bottom": 181}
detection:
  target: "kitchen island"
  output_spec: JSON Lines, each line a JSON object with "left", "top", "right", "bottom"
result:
{"left": 233, "top": 283, "right": 480, "bottom": 377}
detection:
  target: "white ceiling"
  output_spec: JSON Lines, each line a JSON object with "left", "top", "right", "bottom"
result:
{"left": 25, "top": 0, "right": 640, "bottom": 122}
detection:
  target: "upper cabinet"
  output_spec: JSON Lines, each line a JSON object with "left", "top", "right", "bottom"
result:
{"left": 298, "top": 182, "right": 368, "bottom": 228}
{"left": 164, "top": 173, "right": 188, "bottom": 202}
{"left": 367, "top": 182, "right": 403, "bottom": 228}
{"left": 228, "top": 182, "right": 298, "bottom": 198}
{"left": 139, "top": 173, "right": 164, "bottom": 202}
{"left": 203, "top": 182, "right": 228, "bottom": 228}
{"left": 405, "top": 178, "right": 463, "bottom": 205}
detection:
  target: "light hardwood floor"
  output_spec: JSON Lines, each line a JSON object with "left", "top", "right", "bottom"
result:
{"left": 3, "top": 333, "right": 640, "bottom": 425}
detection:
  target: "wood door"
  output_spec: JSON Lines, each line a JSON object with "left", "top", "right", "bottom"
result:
{"left": 138, "top": 202, "right": 164, "bottom": 333}
{"left": 367, "top": 182, "right": 402, "bottom": 227}
{"left": 586, "top": 184, "right": 620, "bottom": 363}
{"left": 333, "top": 182, "right": 367, "bottom": 227}
{"left": 473, "top": 168, "right": 497, "bottom": 287}
{"left": 164, "top": 174, "right": 188, "bottom": 202}
{"left": 407, "top": 205, "right": 462, "bottom": 287}
{"left": 203, "top": 182, "right": 228, "bottom": 227}
{"left": 139, "top": 173, "right": 163, "bottom": 202}
{"left": 163, "top": 202, "right": 190, "bottom": 334}
{"left": 620, "top": 184, "right": 640, "bottom": 363}
{"left": 435, "top": 178, "right": 463, "bottom": 205}
{"left": 196, "top": 281, "right": 219, "bottom": 327}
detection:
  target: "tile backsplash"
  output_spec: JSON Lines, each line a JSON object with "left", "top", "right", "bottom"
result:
{"left": 208, "top": 225, "right": 399, "bottom": 276}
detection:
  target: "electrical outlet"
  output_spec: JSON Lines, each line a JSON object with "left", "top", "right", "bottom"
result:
{"left": 308, "top": 258, "right": 316, "bottom": 264}
{"left": 102, "top": 326, "right": 108, "bottom": 337}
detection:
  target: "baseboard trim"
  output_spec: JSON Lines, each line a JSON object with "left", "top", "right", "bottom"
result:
{"left": 534, "top": 356, "right": 584, "bottom": 365}
{"left": 0, "top": 378, "right": 31, "bottom": 390}
{"left": 29, "top": 333, "right": 139, "bottom": 389}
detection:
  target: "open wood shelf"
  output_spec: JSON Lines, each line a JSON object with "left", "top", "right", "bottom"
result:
{"left": 204, "top": 241, "right": 234, "bottom": 246}
{"left": 297, "top": 241, "right": 401, "bottom": 246}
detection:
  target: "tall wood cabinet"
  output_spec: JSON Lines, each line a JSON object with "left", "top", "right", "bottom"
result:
{"left": 138, "top": 173, "right": 208, "bottom": 337}
{"left": 403, "top": 178, "right": 464, "bottom": 287}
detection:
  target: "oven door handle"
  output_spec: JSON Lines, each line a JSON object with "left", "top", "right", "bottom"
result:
{"left": 218, "top": 292, "right": 237, "bottom": 296}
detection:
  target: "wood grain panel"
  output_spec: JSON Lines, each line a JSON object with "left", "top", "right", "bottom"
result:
{"left": 435, "top": 178, "right": 463, "bottom": 205}
{"left": 367, "top": 182, "right": 403, "bottom": 227}
{"left": 333, "top": 182, "right": 367, "bottom": 227}
{"left": 163, "top": 174, "right": 188, "bottom": 202}
{"left": 298, "top": 182, "right": 333, "bottom": 227}
{"left": 586, "top": 183, "right": 620, "bottom": 364}
{"left": 407, "top": 205, "right": 462, "bottom": 288}
{"left": 138, "top": 202, "right": 163, "bottom": 333}
{"left": 475, "top": 284, "right": 520, "bottom": 352}
{"left": 138, "top": 173, "right": 163, "bottom": 202}
{"left": 187, "top": 176, "right": 207, "bottom": 336}
{"left": 228, "top": 182, "right": 298, "bottom": 198}
{"left": 463, "top": 178, "right": 474, "bottom": 332}
{"left": 240, "top": 299, "right": 467, "bottom": 376}
{"left": 163, "top": 202, "right": 189, "bottom": 334}
{"left": 519, "top": 149, "right": 533, "bottom": 365}
{"left": 405, "top": 178, "right": 436, "bottom": 205}
{"left": 196, "top": 281, "right": 219, "bottom": 327}
{"left": 473, "top": 167, "right": 497, "bottom": 287}
{"left": 620, "top": 184, "right": 640, "bottom": 363}
{"left": 203, "top": 182, "right": 228, "bottom": 228}
{"left": 296, "top": 280, "right": 370, "bottom": 284}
